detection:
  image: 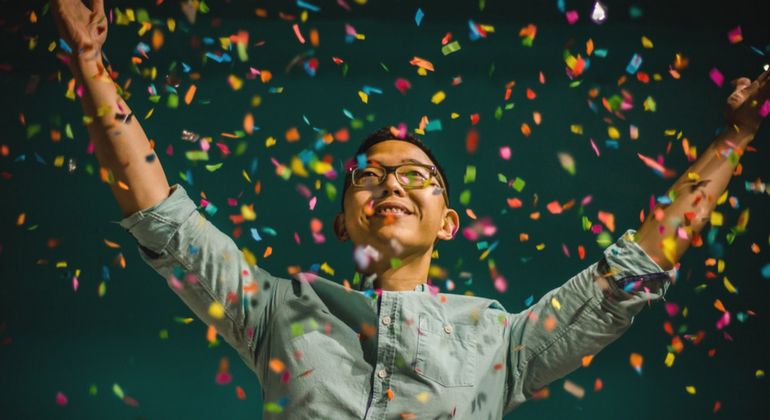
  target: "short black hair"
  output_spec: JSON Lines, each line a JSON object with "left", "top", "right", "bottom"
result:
{"left": 341, "top": 126, "right": 450, "bottom": 211}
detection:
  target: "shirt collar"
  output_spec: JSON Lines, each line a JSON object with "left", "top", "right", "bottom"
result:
{"left": 355, "top": 273, "right": 434, "bottom": 293}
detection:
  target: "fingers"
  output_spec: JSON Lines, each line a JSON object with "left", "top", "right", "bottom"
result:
{"left": 732, "top": 77, "right": 752, "bottom": 92}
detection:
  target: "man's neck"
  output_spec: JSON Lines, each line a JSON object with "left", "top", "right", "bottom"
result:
{"left": 362, "top": 248, "right": 433, "bottom": 291}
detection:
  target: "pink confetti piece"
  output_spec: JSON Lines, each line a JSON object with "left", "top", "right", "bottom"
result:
{"left": 199, "top": 139, "right": 210, "bottom": 152}
{"left": 201, "top": 198, "right": 210, "bottom": 206}
{"left": 637, "top": 153, "right": 677, "bottom": 178}
{"left": 566, "top": 10, "right": 579, "bottom": 24}
{"left": 169, "top": 275, "right": 184, "bottom": 291}
{"left": 709, "top": 68, "right": 724, "bottom": 88}
{"left": 72, "top": 277, "right": 78, "bottom": 291}
{"left": 281, "top": 370, "right": 291, "bottom": 384}
{"left": 166, "top": 144, "right": 173, "bottom": 156}
{"left": 216, "top": 143, "right": 231, "bottom": 155}
{"left": 250, "top": 67, "right": 261, "bottom": 75}
{"left": 394, "top": 78, "right": 412, "bottom": 94}
{"left": 56, "top": 391, "right": 68, "bottom": 406}
{"left": 664, "top": 302, "right": 680, "bottom": 317}
{"left": 581, "top": 195, "right": 592, "bottom": 206}
{"left": 87, "top": 140, "right": 94, "bottom": 154}
{"left": 677, "top": 227, "right": 689, "bottom": 239}
{"left": 294, "top": 232, "right": 301, "bottom": 244}
{"left": 337, "top": 0, "right": 351, "bottom": 11}
{"left": 494, "top": 277, "right": 507, "bottom": 293}
{"left": 499, "top": 146, "right": 511, "bottom": 160}
{"left": 590, "top": 138, "right": 600, "bottom": 156}
{"left": 345, "top": 24, "right": 358, "bottom": 37}
{"left": 309, "top": 196, "right": 317, "bottom": 210}
{"left": 292, "top": 24, "right": 306, "bottom": 44}
{"left": 760, "top": 99, "right": 770, "bottom": 118}
{"left": 727, "top": 26, "right": 742, "bottom": 44}
{"left": 716, "top": 311, "right": 731, "bottom": 330}
{"left": 591, "top": 225, "right": 603, "bottom": 234}
{"left": 227, "top": 198, "right": 237, "bottom": 206}
{"left": 562, "top": 243, "right": 570, "bottom": 257}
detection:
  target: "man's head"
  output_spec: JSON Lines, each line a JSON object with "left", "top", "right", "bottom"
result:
{"left": 333, "top": 127, "right": 459, "bottom": 262}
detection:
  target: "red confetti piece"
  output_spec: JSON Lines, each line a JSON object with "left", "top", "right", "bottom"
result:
{"left": 236, "top": 386, "right": 246, "bottom": 400}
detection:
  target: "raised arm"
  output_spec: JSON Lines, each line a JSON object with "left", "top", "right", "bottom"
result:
{"left": 51, "top": 0, "right": 170, "bottom": 217}
{"left": 636, "top": 70, "right": 769, "bottom": 270}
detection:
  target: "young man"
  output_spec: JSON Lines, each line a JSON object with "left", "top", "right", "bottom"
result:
{"left": 52, "top": 0, "right": 768, "bottom": 418}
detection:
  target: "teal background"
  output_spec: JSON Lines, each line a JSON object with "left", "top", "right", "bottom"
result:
{"left": 1, "top": 0, "right": 769, "bottom": 418}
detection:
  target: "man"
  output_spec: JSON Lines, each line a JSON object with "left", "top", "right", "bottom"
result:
{"left": 52, "top": 0, "right": 768, "bottom": 418}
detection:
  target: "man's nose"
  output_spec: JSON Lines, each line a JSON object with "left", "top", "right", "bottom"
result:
{"left": 379, "top": 172, "right": 406, "bottom": 197}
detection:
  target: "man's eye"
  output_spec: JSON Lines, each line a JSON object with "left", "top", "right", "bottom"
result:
{"left": 407, "top": 171, "right": 427, "bottom": 179}
{"left": 361, "top": 171, "right": 378, "bottom": 177}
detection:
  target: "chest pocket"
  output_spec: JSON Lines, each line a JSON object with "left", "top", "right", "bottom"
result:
{"left": 414, "top": 315, "right": 477, "bottom": 387}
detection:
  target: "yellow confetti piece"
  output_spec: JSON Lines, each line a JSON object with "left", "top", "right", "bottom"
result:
{"left": 536, "top": 243, "right": 545, "bottom": 250}
{"left": 683, "top": 307, "right": 688, "bottom": 318}
{"left": 167, "top": 18, "right": 176, "bottom": 32}
{"left": 717, "top": 259, "right": 725, "bottom": 273}
{"left": 241, "top": 247, "right": 257, "bottom": 266}
{"left": 241, "top": 204, "right": 257, "bottom": 221}
{"left": 144, "top": 108, "right": 154, "bottom": 119}
{"left": 570, "top": 124, "right": 583, "bottom": 134}
{"left": 451, "top": 113, "right": 460, "bottom": 119}
{"left": 208, "top": 301, "right": 225, "bottom": 319}
{"left": 159, "top": 329, "right": 168, "bottom": 339}
{"left": 641, "top": 36, "right": 653, "bottom": 48}
{"left": 358, "top": 91, "right": 368, "bottom": 103}
{"left": 415, "top": 392, "right": 429, "bottom": 403}
{"left": 113, "top": 383, "right": 124, "bottom": 399}
{"left": 431, "top": 91, "right": 446, "bottom": 104}
{"left": 228, "top": 75, "right": 244, "bottom": 90}
{"left": 98, "top": 281, "right": 106, "bottom": 297}
{"left": 717, "top": 190, "right": 728, "bottom": 205}
{"left": 56, "top": 261, "right": 67, "bottom": 268}
{"left": 710, "top": 211, "right": 723, "bottom": 227}
{"left": 607, "top": 126, "right": 620, "bottom": 139}
{"left": 265, "top": 136, "right": 276, "bottom": 147}
{"left": 723, "top": 277, "right": 737, "bottom": 294}
{"left": 664, "top": 352, "right": 675, "bottom": 367}
{"left": 320, "top": 262, "right": 335, "bottom": 275}
{"left": 686, "top": 386, "right": 696, "bottom": 395}
{"left": 687, "top": 172, "right": 700, "bottom": 182}
{"left": 551, "top": 297, "right": 561, "bottom": 310}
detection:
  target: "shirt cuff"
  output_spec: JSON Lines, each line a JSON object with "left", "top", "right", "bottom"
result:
{"left": 602, "top": 229, "right": 675, "bottom": 296}
{"left": 117, "top": 184, "right": 198, "bottom": 256}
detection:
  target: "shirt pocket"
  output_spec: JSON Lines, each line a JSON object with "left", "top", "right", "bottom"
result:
{"left": 414, "top": 315, "right": 477, "bottom": 387}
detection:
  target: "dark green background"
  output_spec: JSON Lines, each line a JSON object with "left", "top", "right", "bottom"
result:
{"left": 1, "top": 0, "right": 769, "bottom": 418}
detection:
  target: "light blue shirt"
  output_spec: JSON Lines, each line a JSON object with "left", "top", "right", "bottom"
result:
{"left": 118, "top": 184, "right": 672, "bottom": 419}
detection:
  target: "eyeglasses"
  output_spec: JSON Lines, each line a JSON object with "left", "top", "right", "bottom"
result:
{"left": 347, "top": 163, "right": 449, "bottom": 206}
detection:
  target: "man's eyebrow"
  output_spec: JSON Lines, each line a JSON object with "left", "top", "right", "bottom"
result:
{"left": 366, "top": 158, "right": 431, "bottom": 166}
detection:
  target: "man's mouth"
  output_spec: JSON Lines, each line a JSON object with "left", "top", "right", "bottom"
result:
{"left": 374, "top": 207, "right": 411, "bottom": 216}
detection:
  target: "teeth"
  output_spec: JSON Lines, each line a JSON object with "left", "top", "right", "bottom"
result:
{"left": 375, "top": 207, "right": 408, "bottom": 215}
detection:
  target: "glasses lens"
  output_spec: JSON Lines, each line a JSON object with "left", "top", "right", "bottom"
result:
{"left": 396, "top": 165, "right": 432, "bottom": 187}
{"left": 353, "top": 166, "right": 385, "bottom": 186}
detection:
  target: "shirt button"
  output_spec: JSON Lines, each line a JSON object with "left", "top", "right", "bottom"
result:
{"left": 378, "top": 369, "right": 387, "bottom": 378}
{"left": 382, "top": 316, "right": 392, "bottom": 326}
{"left": 444, "top": 325, "right": 453, "bottom": 334}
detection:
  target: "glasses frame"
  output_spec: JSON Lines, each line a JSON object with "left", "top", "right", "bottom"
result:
{"left": 347, "top": 162, "right": 449, "bottom": 207}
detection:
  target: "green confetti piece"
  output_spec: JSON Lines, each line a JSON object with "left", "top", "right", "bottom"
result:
{"left": 504, "top": 103, "right": 515, "bottom": 110}
{"left": 234, "top": 130, "right": 245, "bottom": 138}
{"left": 65, "top": 124, "right": 73, "bottom": 139}
{"left": 235, "top": 141, "right": 248, "bottom": 155}
{"left": 511, "top": 177, "right": 525, "bottom": 192}
{"left": 522, "top": 36, "right": 533, "bottom": 47}
{"left": 498, "top": 173, "right": 507, "bottom": 183}
{"left": 569, "top": 80, "right": 582, "bottom": 88}
{"left": 308, "top": 317, "right": 318, "bottom": 331}
{"left": 112, "top": 383, "right": 124, "bottom": 400}
{"left": 179, "top": 171, "right": 187, "bottom": 181}
{"left": 291, "top": 323, "right": 304, "bottom": 337}
{"left": 464, "top": 166, "right": 476, "bottom": 184}
{"left": 390, "top": 258, "right": 402, "bottom": 268}
{"left": 351, "top": 119, "right": 363, "bottom": 129}
{"left": 199, "top": 1, "right": 210, "bottom": 13}
{"left": 596, "top": 231, "right": 613, "bottom": 248}
{"left": 89, "top": 384, "right": 97, "bottom": 395}
{"left": 159, "top": 329, "right": 168, "bottom": 339}
{"left": 136, "top": 9, "right": 150, "bottom": 23}
{"left": 185, "top": 150, "right": 209, "bottom": 161}
{"left": 325, "top": 182, "right": 337, "bottom": 201}
{"left": 582, "top": 216, "right": 592, "bottom": 231}
{"left": 343, "top": 63, "right": 348, "bottom": 77}
{"left": 86, "top": 163, "right": 94, "bottom": 175}
{"left": 441, "top": 41, "right": 461, "bottom": 55}
{"left": 26, "top": 124, "right": 42, "bottom": 139}
{"left": 489, "top": 62, "right": 495, "bottom": 77}
{"left": 149, "top": 95, "right": 161, "bottom": 103}
{"left": 494, "top": 106, "right": 502, "bottom": 120}
{"left": 479, "top": 0, "right": 486, "bottom": 11}
{"left": 693, "top": 284, "right": 707, "bottom": 293}
{"left": 205, "top": 163, "right": 223, "bottom": 172}
{"left": 265, "top": 403, "right": 283, "bottom": 413}
{"left": 459, "top": 189, "right": 471, "bottom": 206}
{"left": 380, "top": 62, "right": 389, "bottom": 72}
{"left": 167, "top": 93, "right": 179, "bottom": 108}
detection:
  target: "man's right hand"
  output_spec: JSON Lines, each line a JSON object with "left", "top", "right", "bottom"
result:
{"left": 51, "top": 0, "right": 108, "bottom": 73}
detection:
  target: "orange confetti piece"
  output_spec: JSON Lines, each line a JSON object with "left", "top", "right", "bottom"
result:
{"left": 263, "top": 246, "right": 273, "bottom": 258}
{"left": 206, "top": 325, "right": 217, "bottom": 342}
{"left": 184, "top": 84, "right": 196, "bottom": 105}
{"left": 309, "top": 28, "right": 319, "bottom": 47}
{"left": 751, "top": 243, "right": 760, "bottom": 253}
{"left": 714, "top": 401, "right": 721, "bottom": 413}
{"left": 507, "top": 198, "right": 522, "bottom": 208}
{"left": 334, "top": 127, "right": 349, "bottom": 142}
{"left": 598, "top": 211, "right": 615, "bottom": 232}
{"left": 401, "top": 414, "right": 416, "bottom": 419}
{"left": 594, "top": 378, "right": 603, "bottom": 392}
{"left": 578, "top": 245, "right": 585, "bottom": 260}
{"left": 387, "top": 389, "right": 394, "bottom": 400}
{"left": 546, "top": 201, "right": 562, "bottom": 214}
{"left": 466, "top": 209, "right": 477, "bottom": 220}
{"left": 526, "top": 88, "right": 536, "bottom": 99}
{"left": 530, "top": 212, "right": 540, "bottom": 220}
{"left": 260, "top": 70, "right": 272, "bottom": 83}
{"left": 663, "top": 321, "right": 674, "bottom": 336}
{"left": 243, "top": 112, "right": 254, "bottom": 135}
{"left": 292, "top": 24, "right": 306, "bottom": 43}
{"left": 102, "top": 239, "right": 120, "bottom": 248}
{"left": 117, "top": 180, "right": 130, "bottom": 190}
{"left": 285, "top": 127, "right": 300, "bottom": 142}
{"left": 152, "top": 28, "right": 164, "bottom": 50}
{"left": 543, "top": 315, "right": 556, "bottom": 331}
{"left": 521, "top": 123, "right": 531, "bottom": 137}
{"left": 582, "top": 355, "right": 594, "bottom": 367}
{"left": 269, "top": 359, "right": 285, "bottom": 373}
{"left": 243, "top": 281, "right": 259, "bottom": 294}
{"left": 539, "top": 71, "right": 545, "bottom": 84}
{"left": 409, "top": 56, "right": 434, "bottom": 71}
{"left": 714, "top": 299, "right": 725, "bottom": 312}
{"left": 586, "top": 39, "right": 594, "bottom": 56}
{"left": 630, "top": 353, "right": 643, "bottom": 369}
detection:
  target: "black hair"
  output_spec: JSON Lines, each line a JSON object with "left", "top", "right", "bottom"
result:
{"left": 341, "top": 126, "right": 450, "bottom": 211}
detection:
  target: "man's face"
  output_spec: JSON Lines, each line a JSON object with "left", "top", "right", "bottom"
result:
{"left": 334, "top": 140, "right": 458, "bottom": 260}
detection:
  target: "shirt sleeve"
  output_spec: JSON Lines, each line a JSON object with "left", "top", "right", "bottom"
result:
{"left": 503, "top": 229, "right": 674, "bottom": 414}
{"left": 117, "top": 184, "right": 292, "bottom": 372}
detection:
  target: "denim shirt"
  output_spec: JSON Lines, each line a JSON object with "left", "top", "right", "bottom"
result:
{"left": 118, "top": 184, "right": 673, "bottom": 419}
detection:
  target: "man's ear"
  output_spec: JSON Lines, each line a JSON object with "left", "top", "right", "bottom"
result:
{"left": 437, "top": 208, "right": 459, "bottom": 241}
{"left": 333, "top": 212, "right": 349, "bottom": 243}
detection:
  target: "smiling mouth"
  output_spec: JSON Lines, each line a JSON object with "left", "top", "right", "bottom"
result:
{"left": 373, "top": 207, "right": 411, "bottom": 216}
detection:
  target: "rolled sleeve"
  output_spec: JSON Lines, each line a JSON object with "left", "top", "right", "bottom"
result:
{"left": 503, "top": 228, "right": 673, "bottom": 414}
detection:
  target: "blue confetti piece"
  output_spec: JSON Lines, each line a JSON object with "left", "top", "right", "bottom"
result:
{"left": 415, "top": 8, "right": 424, "bottom": 26}
{"left": 149, "top": 84, "right": 157, "bottom": 96}
{"left": 605, "top": 140, "right": 619, "bottom": 149}
{"left": 623, "top": 282, "right": 636, "bottom": 292}
{"left": 656, "top": 196, "right": 672, "bottom": 205}
{"left": 557, "top": 0, "right": 566, "bottom": 13}
{"left": 488, "top": 241, "right": 499, "bottom": 252}
{"left": 182, "top": 62, "right": 191, "bottom": 72}
{"left": 298, "top": 149, "right": 314, "bottom": 165}
{"left": 135, "top": 42, "right": 150, "bottom": 55}
{"left": 362, "top": 86, "right": 382, "bottom": 95}
{"left": 582, "top": 58, "right": 591, "bottom": 72}
{"left": 59, "top": 39, "right": 72, "bottom": 53}
{"left": 313, "top": 138, "right": 327, "bottom": 151}
{"left": 524, "top": 295, "right": 534, "bottom": 307}
{"left": 477, "top": 241, "right": 489, "bottom": 250}
{"left": 189, "top": 245, "right": 200, "bottom": 255}
{"left": 34, "top": 153, "right": 47, "bottom": 164}
{"left": 102, "top": 266, "right": 110, "bottom": 280}
{"left": 185, "top": 169, "right": 194, "bottom": 185}
{"left": 261, "top": 227, "right": 277, "bottom": 236}
{"left": 762, "top": 263, "right": 770, "bottom": 279}
{"left": 425, "top": 119, "right": 442, "bottom": 132}
{"left": 250, "top": 157, "right": 258, "bottom": 175}
{"left": 626, "top": 53, "right": 642, "bottom": 74}
{"left": 737, "top": 312, "right": 749, "bottom": 322}
{"left": 343, "top": 109, "right": 354, "bottom": 119}
{"left": 14, "top": 154, "right": 26, "bottom": 162}
{"left": 594, "top": 49, "right": 608, "bottom": 58}
{"left": 749, "top": 45, "right": 765, "bottom": 56}
{"left": 204, "top": 202, "right": 217, "bottom": 216}
{"left": 146, "top": 154, "right": 156, "bottom": 163}
{"left": 202, "top": 37, "right": 215, "bottom": 45}
{"left": 251, "top": 228, "right": 262, "bottom": 241}
{"left": 303, "top": 61, "right": 317, "bottom": 76}
{"left": 356, "top": 153, "right": 367, "bottom": 169}
{"left": 310, "top": 263, "right": 320, "bottom": 272}
{"left": 303, "top": 115, "right": 311, "bottom": 125}
{"left": 268, "top": 87, "right": 282, "bottom": 93}
{"left": 468, "top": 20, "right": 482, "bottom": 41}
{"left": 296, "top": 0, "right": 320, "bottom": 12}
